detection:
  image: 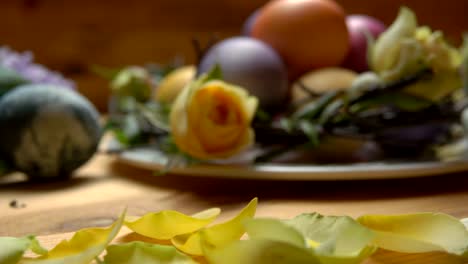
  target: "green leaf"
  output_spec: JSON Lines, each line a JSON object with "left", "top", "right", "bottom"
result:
{"left": 204, "top": 239, "right": 321, "bottom": 264}
{"left": 108, "top": 114, "right": 143, "bottom": 147}
{"left": 319, "top": 100, "right": 343, "bottom": 124}
{"left": 136, "top": 103, "right": 171, "bottom": 132}
{"left": 90, "top": 65, "right": 122, "bottom": 80}
{"left": 278, "top": 118, "right": 294, "bottom": 133}
{"left": 293, "top": 92, "right": 338, "bottom": 120}
{"left": 203, "top": 64, "right": 223, "bottom": 83}
{"left": 0, "top": 236, "right": 45, "bottom": 264}
{"left": 158, "top": 136, "right": 182, "bottom": 155}
{"left": 299, "top": 121, "right": 320, "bottom": 147}
{"left": 103, "top": 242, "right": 197, "bottom": 264}
{"left": 285, "top": 213, "right": 376, "bottom": 264}
{"left": 350, "top": 92, "right": 433, "bottom": 112}
{"left": 0, "top": 66, "right": 29, "bottom": 97}
{"left": 358, "top": 213, "right": 468, "bottom": 256}
{"left": 123, "top": 114, "right": 141, "bottom": 139}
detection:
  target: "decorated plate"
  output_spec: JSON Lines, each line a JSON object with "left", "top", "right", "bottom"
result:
{"left": 105, "top": 7, "right": 468, "bottom": 182}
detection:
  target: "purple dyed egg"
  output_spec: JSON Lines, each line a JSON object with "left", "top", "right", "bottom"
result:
{"left": 198, "top": 37, "right": 289, "bottom": 110}
{"left": 342, "top": 15, "right": 386, "bottom": 72}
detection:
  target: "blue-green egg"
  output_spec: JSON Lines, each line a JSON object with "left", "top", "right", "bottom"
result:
{"left": 0, "top": 84, "right": 102, "bottom": 180}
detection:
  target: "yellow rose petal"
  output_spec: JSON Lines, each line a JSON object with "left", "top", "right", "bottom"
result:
{"left": 244, "top": 217, "right": 377, "bottom": 264}
{"left": 21, "top": 210, "right": 125, "bottom": 264}
{"left": 243, "top": 218, "right": 306, "bottom": 248}
{"left": 204, "top": 239, "right": 320, "bottom": 264}
{"left": 0, "top": 236, "right": 46, "bottom": 264}
{"left": 403, "top": 69, "right": 462, "bottom": 101}
{"left": 380, "top": 39, "right": 425, "bottom": 82}
{"left": 284, "top": 213, "right": 376, "bottom": 264}
{"left": 104, "top": 241, "right": 198, "bottom": 264}
{"left": 358, "top": 213, "right": 468, "bottom": 256}
{"left": 125, "top": 208, "right": 220, "bottom": 240}
{"left": 462, "top": 218, "right": 468, "bottom": 230}
{"left": 172, "top": 198, "right": 257, "bottom": 256}
{"left": 371, "top": 6, "right": 418, "bottom": 73}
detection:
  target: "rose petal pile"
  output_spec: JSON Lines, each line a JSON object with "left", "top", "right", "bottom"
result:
{"left": 2, "top": 199, "right": 468, "bottom": 264}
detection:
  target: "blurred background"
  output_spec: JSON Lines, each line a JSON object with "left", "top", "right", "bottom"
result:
{"left": 1, "top": 0, "right": 467, "bottom": 111}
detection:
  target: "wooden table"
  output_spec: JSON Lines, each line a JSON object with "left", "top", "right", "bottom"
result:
{"left": 1, "top": 153, "right": 467, "bottom": 263}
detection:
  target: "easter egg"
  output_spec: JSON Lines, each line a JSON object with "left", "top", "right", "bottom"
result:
{"left": 342, "top": 15, "right": 387, "bottom": 72}
{"left": 198, "top": 37, "right": 289, "bottom": 110}
{"left": 242, "top": 9, "right": 261, "bottom": 35}
{"left": 155, "top": 65, "right": 196, "bottom": 104}
{"left": 292, "top": 67, "right": 357, "bottom": 102}
{"left": 0, "top": 84, "right": 102, "bottom": 180}
{"left": 251, "top": 0, "right": 349, "bottom": 79}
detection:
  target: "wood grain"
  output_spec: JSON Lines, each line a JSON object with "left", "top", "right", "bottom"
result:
{"left": 1, "top": 0, "right": 467, "bottom": 110}
{"left": 1, "top": 152, "right": 468, "bottom": 263}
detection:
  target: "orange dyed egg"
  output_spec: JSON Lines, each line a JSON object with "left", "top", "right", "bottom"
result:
{"left": 251, "top": 0, "right": 350, "bottom": 79}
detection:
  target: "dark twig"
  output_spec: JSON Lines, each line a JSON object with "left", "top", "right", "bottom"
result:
{"left": 192, "top": 34, "right": 221, "bottom": 68}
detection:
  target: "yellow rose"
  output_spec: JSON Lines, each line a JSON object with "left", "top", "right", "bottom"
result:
{"left": 170, "top": 76, "right": 258, "bottom": 160}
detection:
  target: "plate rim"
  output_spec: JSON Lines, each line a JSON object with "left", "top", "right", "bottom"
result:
{"left": 115, "top": 147, "right": 468, "bottom": 181}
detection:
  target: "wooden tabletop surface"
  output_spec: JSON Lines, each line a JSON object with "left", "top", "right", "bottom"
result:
{"left": 1, "top": 153, "right": 467, "bottom": 263}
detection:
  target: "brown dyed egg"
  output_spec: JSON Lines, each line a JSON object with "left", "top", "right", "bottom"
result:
{"left": 292, "top": 67, "right": 357, "bottom": 102}
{"left": 251, "top": 0, "right": 350, "bottom": 79}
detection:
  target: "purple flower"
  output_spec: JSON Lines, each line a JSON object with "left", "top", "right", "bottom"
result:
{"left": 0, "top": 46, "right": 76, "bottom": 89}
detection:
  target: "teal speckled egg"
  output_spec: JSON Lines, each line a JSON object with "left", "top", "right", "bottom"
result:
{"left": 0, "top": 84, "right": 102, "bottom": 180}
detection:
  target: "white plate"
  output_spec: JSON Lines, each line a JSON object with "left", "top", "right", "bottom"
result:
{"left": 116, "top": 147, "right": 468, "bottom": 181}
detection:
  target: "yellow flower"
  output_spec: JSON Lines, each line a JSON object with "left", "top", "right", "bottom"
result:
{"left": 370, "top": 6, "right": 418, "bottom": 74}
{"left": 371, "top": 7, "right": 461, "bottom": 81}
{"left": 368, "top": 7, "right": 463, "bottom": 101}
{"left": 170, "top": 73, "right": 258, "bottom": 160}
{"left": 415, "top": 27, "right": 462, "bottom": 73}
